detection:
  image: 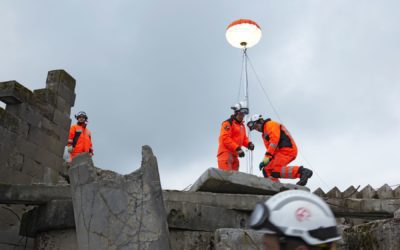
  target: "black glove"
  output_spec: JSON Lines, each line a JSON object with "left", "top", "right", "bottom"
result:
{"left": 236, "top": 148, "right": 245, "bottom": 158}
{"left": 247, "top": 142, "right": 255, "bottom": 151}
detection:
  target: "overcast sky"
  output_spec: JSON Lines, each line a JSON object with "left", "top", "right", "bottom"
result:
{"left": 1, "top": 1, "right": 399, "bottom": 192}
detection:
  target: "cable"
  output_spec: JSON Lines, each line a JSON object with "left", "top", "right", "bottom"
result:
{"left": 245, "top": 53, "right": 332, "bottom": 190}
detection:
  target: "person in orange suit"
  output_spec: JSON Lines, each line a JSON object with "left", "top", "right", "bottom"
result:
{"left": 67, "top": 111, "right": 93, "bottom": 161}
{"left": 217, "top": 102, "right": 255, "bottom": 171}
{"left": 247, "top": 114, "right": 312, "bottom": 186}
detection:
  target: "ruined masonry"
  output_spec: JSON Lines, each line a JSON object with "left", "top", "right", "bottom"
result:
{"left": 1, "top": 70, "right": 400, "bottom": 250}
{"left": 0, "top": 70, "right": 75, "bottom": 249}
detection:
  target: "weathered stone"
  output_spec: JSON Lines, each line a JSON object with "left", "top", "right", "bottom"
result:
{"left": 170, "top": 230, "right": 213, "bottom": 250}
{"left": 163, "top": 190, "right": 270, "bottom": 211}
{"left": 189, "top": 168, "right": 308, "bottom": 195}
{"left": 20, "top": 200, "right": 75, "bottom": 237}
{"left": 326, "top": 186, "right": 342, "bottom": 199}
{"left": 376, "top": 184, "right": 394, "bottom": 199}
{"left": 214, "top": 228, "right": 264, "bottom": 250}
{"left": 342, "top": 218, "right": 400, "bottom": 250}
{"left": 0, "top": 108, "right": 22, "bottom": 134}
{"left": 342, "top": 185, "right": 358, "bottom": 199}
{"left": 0, "top": 183, "right": 70, "bottom": 205}
{"left": 357, "top": 185, "right": 377, "bottom": 199}
{"left": 68, "top": 147, "right": 171, "bottom": 250}
{"left": 34, "top": 229, "right": 78, "bottom": 250}
{"left": 313, "top": 187, "right": 326, "bottom": 197}
{"left": 394, "top": 186, "right": 400, "bottom": 198}
{"left": 394, "top": 208, "right": 400, "bottom": 219}
{"left": 0, "top": 81, "right": 32, "bottom": 104}
{"left": 165, "top": 200, "right": 249, "bottom": 231}
{"left": 46, "top": 70, "right": 76, "bottom": 92}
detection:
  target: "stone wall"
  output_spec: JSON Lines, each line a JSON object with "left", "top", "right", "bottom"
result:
{"left": 0, "top": 70, "right": 75, "bottom": 185}
{"left": 0, "top": 70, "right": 75, "bottom": 249}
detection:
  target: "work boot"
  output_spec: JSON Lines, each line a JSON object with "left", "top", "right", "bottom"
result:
{"left": 296, "top": 167, "right": 313, "bottom": 186}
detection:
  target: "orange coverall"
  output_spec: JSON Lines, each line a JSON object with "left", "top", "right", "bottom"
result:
{"left": 261, "top": 119, "right": 300, "bottom": 181}
{"left": 68, "top": 124, "right": 93, "bottom": 160}
{"left": 217, "top": 116, "right": 249, "bottom": 171}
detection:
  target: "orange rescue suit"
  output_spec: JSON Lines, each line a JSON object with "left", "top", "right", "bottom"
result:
{"left": 68, "top": 124, "right": 93, "bottom": 159}
{"left": 261, "top": 119, "right": 300, "bottom": 181}
{"left": 217, "top": 116, "right": 249, "bottom": 171}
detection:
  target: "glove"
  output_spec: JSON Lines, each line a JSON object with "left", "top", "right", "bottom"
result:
{"left": 67, "top": 145, "right": 73, "bottom": 153}
{"left": 259, "top": 156, "right": 271, "bottom": 170}
{"left": 247, "top": 142, "right": 255, "bottom": 151}
{"left": 259, "top": 161, "right": 265, "bottom": 171}
{"left": 262, "top": 156, "right": 271, "bottom": 166}
{"left": 236, "top": 148, "right": 245, "bottom": 158}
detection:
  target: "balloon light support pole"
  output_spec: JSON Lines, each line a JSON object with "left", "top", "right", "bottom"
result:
{"left": 226, "top": 19, "right": 262, "bottom": 174}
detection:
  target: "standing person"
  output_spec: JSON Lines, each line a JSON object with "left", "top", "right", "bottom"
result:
{"left": 249, "top": 190, "right": 341, "bottom": 250}
{"left": 217, "top": 102, "right": 255, "bottom": 171}
{"left": 247, "top": 114, "right": 312, "bottom": 186}
{"left": 67, "top": 111, "right": 93, "bottom": 161}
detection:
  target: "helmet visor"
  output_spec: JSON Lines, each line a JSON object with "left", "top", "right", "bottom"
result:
{"left": 247, "top": 121, "right": 255, "bottom": 130}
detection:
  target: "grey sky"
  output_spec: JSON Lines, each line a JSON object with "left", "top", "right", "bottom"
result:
{"left": 1, "top": 1, "right": 399, "bottom": 192}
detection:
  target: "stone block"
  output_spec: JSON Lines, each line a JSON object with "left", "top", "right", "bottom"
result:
{"left": 6, "top": 103, "right": 42, "bottom": 127}
{"left": 394, "top": 186, "right": 400, "bottom": 198}
{"left": 52, "top": 109, "right": 71, "bottom": 130}
{"left": 342, "top": 185, "right": 358, "bottom": 198}
{"left": 326, "top": 187, "right": 342, "bottom": 199}
{"left": 68, "top": 147, "right": 171, "bottom": 250}
{"left": 0, "top": 108, "right": 23, "bottom": 134}
{"left": 34, "top": 229, "right": 78, "bottom": 250}
{"left": 20, "top": 200, "right": 75, "bottom": 237}
{"left": 0, "top": 183, "right": 71, "bottom": 205}
{"left": 394, "top": 208, "right": 400, "bottom": 218}
{"left": 46, "top": 70, "right": 76, "bottom": 92}
{"left": 214, "top": 228, "right": 264, "bottom": 250}
{"left": 46, "top": 70, "right": 76, "bottom": 106}
{"left": 169, "top": 230, "right": 213, "bottom": 250}
{"left": 376, "top": 184, "right": 394, "bottom": 199}
{"left": 342, "top": 218, "right": 400, "bottom": 250}
{"left": 313, "top": 187, "right": 326, "bottom": 197}
{"left": 163, "top": 190, "right": 270, "bottom": 211}
{"left": 27, "top": 126, "right": 64, "bottom": 157}
{"left": 165, "top": 200, "right": 249, "bottom": 231}
{"left": 0, "top": 81, "right": 32, "bottom": 104}
{"left": 189, "top": 168, "right": 308, "bottom": 195}
{"left": 357, "top": 185, "right": 377, "bottom": 199}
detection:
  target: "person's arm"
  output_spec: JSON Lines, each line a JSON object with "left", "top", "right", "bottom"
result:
{"left": 220, "top": 121, "right": 239, "bottom": 152}
{"left": 89, "top": 131, "right": 94, "bottom": 156}
{"left": 265, "top": 122, "right": 281, "bottom": 157}
{"left": 67, "top": 126, "right": 75, "bottom": 152}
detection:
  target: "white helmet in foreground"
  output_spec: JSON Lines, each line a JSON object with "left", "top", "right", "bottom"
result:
{"left": 249, "top": 190, "right": 340, "bottom": 246}
{"left": 231, "top": 101, "right": 249, "bottom": 114}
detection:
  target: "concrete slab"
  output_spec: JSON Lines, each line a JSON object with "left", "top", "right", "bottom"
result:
{"left": 165, "top": 200, "right": 249, "bottom": 232}
{"left": 68, "top": 147, "right": 171, "bottom": 250}
{"left": 169, "top": 230, "right": 213, "bottom": 250}
{"left": 189, "top": 168, "right": 309, "bottom": 195}
{"left": 214, "top": 228, "right": 264, "bottom": 250}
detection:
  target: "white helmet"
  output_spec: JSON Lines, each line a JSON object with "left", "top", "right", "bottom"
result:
{"left": 231, "top": 101, "right": 249, "bottom": 114}
{"left": 249, "top": 190, "right": 340, "bottom": 245}
{"left": 247, "top": 114, "right": 263, "bottom": 130}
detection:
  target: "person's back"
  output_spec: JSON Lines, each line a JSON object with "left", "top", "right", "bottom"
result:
{"left": 249, "top": 190, "right": 340, "bottom": 250}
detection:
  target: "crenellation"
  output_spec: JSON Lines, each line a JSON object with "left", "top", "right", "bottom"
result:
{"left": 313, "top": 187, "right": 326, "bottom": 197}
{"left": 342, "top": 185, "right": 358, "bottom": 198}
{"left": 326, "top": 186, "right": 342, "bottom": 199}
{"left": 376, "top": 184, "right": 394, "bottom": 199}
{"left": 357, "top": 185, "right": 377, "bottom": 199}
{"left": 0, "top": 81, "right": 33, "bottom": 104}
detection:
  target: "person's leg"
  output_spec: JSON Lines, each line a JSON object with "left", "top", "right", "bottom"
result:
{"left": 218, "top": 152, "right": 237, "bottom": 171}
{"left": 269, "top": 150, "right": 301, "bottom": 179}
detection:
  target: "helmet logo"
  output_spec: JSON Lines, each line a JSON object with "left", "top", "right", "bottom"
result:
{"left": 295, "top": 207, "right": 311, "bottom": 222}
